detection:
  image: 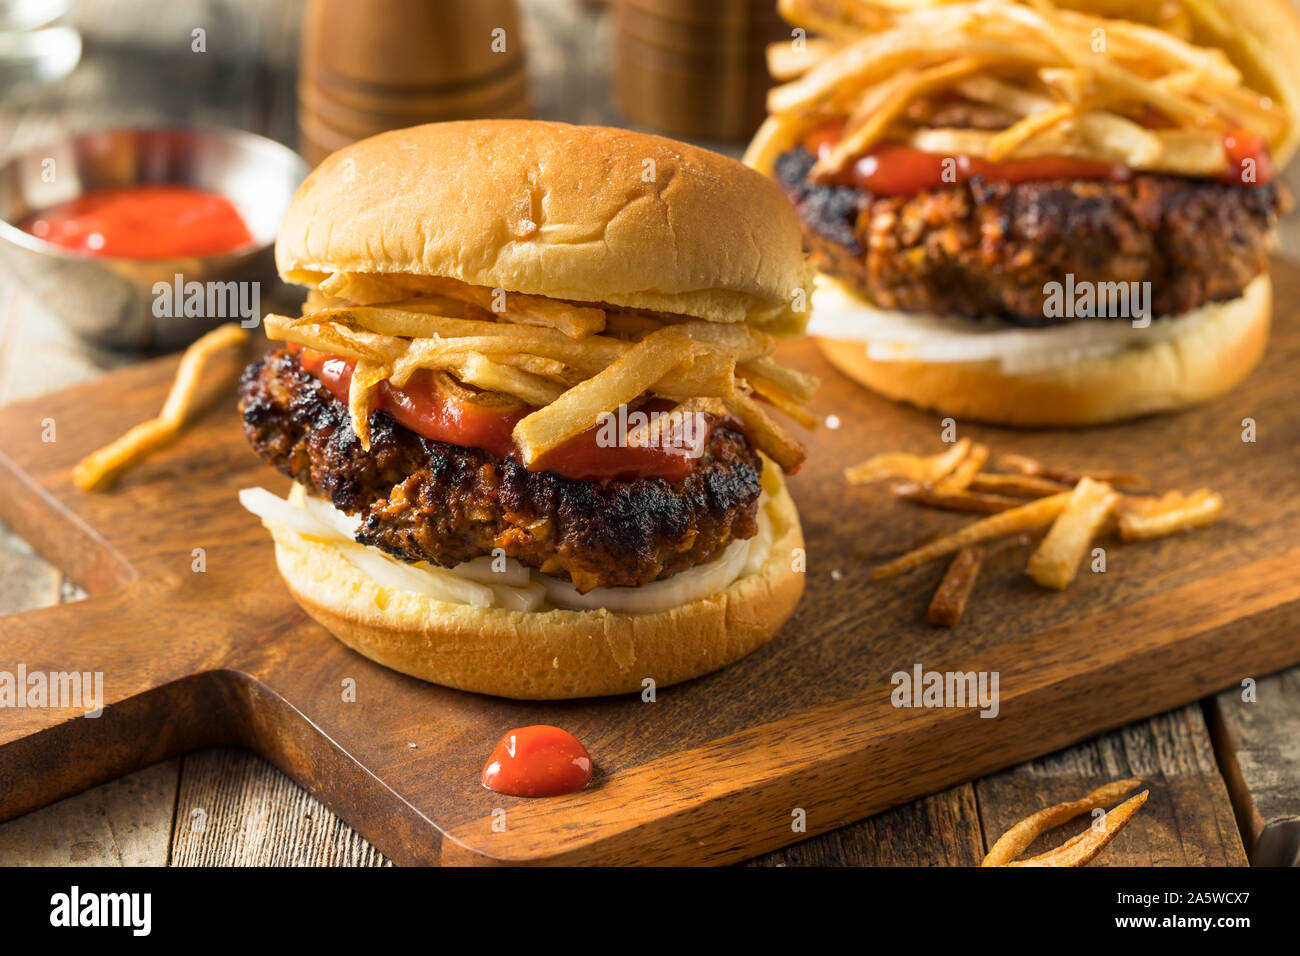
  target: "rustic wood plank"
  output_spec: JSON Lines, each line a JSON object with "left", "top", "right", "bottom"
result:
{"left": 1210, "top": 672, "right": 1300, "bottom": 866}
{"left": 170, "top": 747, "right": 389, "bottom": 866}
{"left": 748, "top": 785, "right": 983, "bottom": 866}
{"left": 0, "top": 760, "right": 177, "bottom": 866}
{"left": 975, "top": 704, "right": 1247, "bottom": 866}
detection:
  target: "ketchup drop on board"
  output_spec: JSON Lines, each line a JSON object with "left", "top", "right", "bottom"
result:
{"left": 481, "top": 725, "right": 593, "bottom": 798}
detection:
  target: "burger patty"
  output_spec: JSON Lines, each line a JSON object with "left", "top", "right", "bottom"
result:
{"left": 237, "top": 348, "right": 762, "bottom": 592}
{"left": 775, "top": 146, "right": 1282, "bottom": 326}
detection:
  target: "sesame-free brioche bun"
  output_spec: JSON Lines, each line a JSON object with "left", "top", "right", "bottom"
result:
{"left": 277, "top": 120, "right": 811, "bottom": 336}
{"left": 267, "top": 465, "right": 804, "bottom": 700}
{"left": 816, "top": 274, "right": 1271, "bottom": 426}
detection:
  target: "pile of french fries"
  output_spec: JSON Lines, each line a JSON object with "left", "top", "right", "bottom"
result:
{"left": 263, "top": 273, "right": 817, "bottom": 471}
{"left": 750, "top": 0, "right": 1287, "bottom": 179}
{"left": 848, "top": 439, "right": 1224, "bottom": 625}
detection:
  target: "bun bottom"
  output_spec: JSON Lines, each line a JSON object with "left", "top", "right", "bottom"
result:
{"left": 817, "top": 275, "right": 1271, "bottom": 426}
{"left": 269, "top": 465, "right": 804, "bottom": 699}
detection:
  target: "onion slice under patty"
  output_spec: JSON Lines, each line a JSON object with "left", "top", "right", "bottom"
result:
{"left": 239, "top": 484, "right": 773, "bottom": 615}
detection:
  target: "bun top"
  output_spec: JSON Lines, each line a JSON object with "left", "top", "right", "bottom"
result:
{"left": 277, "top": 120, "right": 811, "bottom": 334}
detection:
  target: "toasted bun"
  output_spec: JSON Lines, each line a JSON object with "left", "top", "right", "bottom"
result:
{"left": 268, "top": 467, "right": 804, "bottom": 700}
{"left": 277, "top": 120, "right": 810, "bottom": 335}
{"left": 817, "top": 275, "right": 1270, "bottom": 426}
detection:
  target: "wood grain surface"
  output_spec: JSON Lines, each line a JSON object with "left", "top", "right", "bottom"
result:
{"left": 2, "top": 271, "right": 1298, "bottom": 863}
{"left": 0, "top": 0, "right": 1296, "bottom": 867}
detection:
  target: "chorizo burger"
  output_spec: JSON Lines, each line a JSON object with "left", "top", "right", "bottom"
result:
{"left": 238, "top": 120, "right": 816, "bottom": 699}
{"left": 747, "top": 0, "right": 1300, "bottom": 425}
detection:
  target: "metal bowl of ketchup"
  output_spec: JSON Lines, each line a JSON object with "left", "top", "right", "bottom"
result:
{"left": 0, "top": 127, "right": 309, "bottom": 351}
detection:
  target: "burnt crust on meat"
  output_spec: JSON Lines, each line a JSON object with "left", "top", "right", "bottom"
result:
{"left": 775, "top": 145, "right": 1283, "bottom": 327}
{"left": 238, "top": 348, "right": 762, "bottom": 592}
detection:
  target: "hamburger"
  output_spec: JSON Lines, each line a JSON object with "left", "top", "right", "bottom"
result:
{"left": 746, "top": 0, "right": 1300, "bottom": 425}
{"left": 237, "top": 120, "right": 816, "bottom": 700}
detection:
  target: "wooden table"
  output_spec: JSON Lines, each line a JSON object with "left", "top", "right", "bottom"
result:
{"left": 0, "top": 0, "right": 1295, "bottom": 867}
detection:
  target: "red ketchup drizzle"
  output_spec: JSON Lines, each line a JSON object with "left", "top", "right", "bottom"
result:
{"left": 20, "top": 184, "right": 255, "bottom": 258}
{"left": 802, "top": 119, "right": 1275, "bottom": 196}
{"left": 293, "top": 345, "right": 715, "bottom": 482}
{"left": 481, "top": 725, "right": 593, "bottom": 798}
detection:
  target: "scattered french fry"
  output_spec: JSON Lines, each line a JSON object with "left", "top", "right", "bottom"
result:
{"left": 1117, "top": 489, "right": 1223, "bottom": 541}
{"left": 928, "top": 546, "right": 984, "bottom": 627}
{"left": 1010, "top": 791, "right": 1149, "bottom": 867}
{"left": 74, "top": 323, "right": 250, "bottom": 491}
{"left": 1028, "top": 477, "right": 1119, "bottom": 590}
{"left": 933, "top": 442, "right": 988, "bottom": 494}
{"left": 846, "top": 438, "right": 970, "bottom": 485}
{"left": 873, "top": 492, "right": 1072, "bottom": 580}
{"left": 998, "top": 453, "right": 1151, "bottom": 491}
{"left": 892, "top": 483, "right": 1021, "bottom": 515}
{"left": 969, "top": 472, "right": 1074, "bottom": 497}
{"left": 983, "top": 778, "right": 1147, "bottom": 867}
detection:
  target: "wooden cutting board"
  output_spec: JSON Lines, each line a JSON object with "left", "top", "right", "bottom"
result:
{"left": 2, "top": 267, "right": 1299, "bottom": 866}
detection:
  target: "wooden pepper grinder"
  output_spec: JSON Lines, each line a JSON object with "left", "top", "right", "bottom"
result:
{"left": 299, "top": 0, "right": 532, "bottom": 165}
{"left": 612, "top": 0, "right": 788, "bottom": 141}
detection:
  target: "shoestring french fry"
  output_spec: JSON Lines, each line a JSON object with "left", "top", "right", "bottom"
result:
{"left": 982, "top": 777, "right": 1147, "bottom": 867}
{"left": 74, "top": 323, "right": 250, "bottom": 491}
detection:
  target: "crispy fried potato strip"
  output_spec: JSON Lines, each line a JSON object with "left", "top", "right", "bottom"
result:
{"left": 763, "top": 0, "right": 1287, "bottom": 179}
{"left": 933, "top": 442, "right": 988, "bottom": 494}
{"left": 1117, "top": 489, "right": 1223, "bottom": 540}
{"left": 983, "top": 778, "right": 1148, "bottom": 867}
{"left": 511, "top": 328, "right": 694, "bottom": 465}
{"left": 846, "top": 438, "right": 971, "bottom": 485}
{"left": 1028, "top": 477, "right": 1118, "bottom": 590}
{"left": 266, "top": 275, "right": 816, "bottom": 473}
{"left": 74, "top": 324, "right": 250, "bottom": 491}
{"left": 873, "top": 491, "right": 1072, "bottom": 579}
{"left": 928, "top": 546, "right": 984, "bottom": 627}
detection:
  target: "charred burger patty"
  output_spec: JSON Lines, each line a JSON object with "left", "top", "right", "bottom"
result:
{"left": 775, "top": 145, "right": 1282, "bottom": 327}
{"left": 238, "top": 348, "right": 762, "bottom": 593}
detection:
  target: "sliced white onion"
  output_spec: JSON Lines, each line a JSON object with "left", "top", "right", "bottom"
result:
{"left": 239, "top": 487, "right": 343, "bottom": 541}
{"left": 299, "top": 489, "right": 362, "bottom": 538}
{"left": 442, "top": 554, "right": 532, "bottom": 588}
{"left": 241, "top": 486, "right": 494, "bottom": 608}
{"left": 488, "top": 579, "right": 547, "bottom": 612}
{"left": 241, "top": 484, "right": 776, "bottom": 615}
{"left": 741, "top": 506, "right": 774, "bottom": 578}
{"left": 541, "top": 513, "right": 764, "bottom": 614}
{"left": 808, "top": 274, "right": 1216, "bottom": 374}
{"left": 334, "top": 541, "right": 494, "bottom": 609}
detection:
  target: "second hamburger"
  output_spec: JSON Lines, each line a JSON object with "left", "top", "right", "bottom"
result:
{"left": 748, "top": 0, "right": 1300, "bottom": 425}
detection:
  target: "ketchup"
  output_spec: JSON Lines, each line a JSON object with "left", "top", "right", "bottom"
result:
{"left": 1220, "top": 127, "right": 1276, "bottom": 186}
{"left": 803, "top": 119, "right": 1276, "bottom": 196}
{"left": 21, "top": 185, "right": 255, "bottom": 258}
{"left": 294, "top": 345, "right": 718, "bottom": 483}
{"left": 481, "top": 725, "right": 593, "bottom": 798}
